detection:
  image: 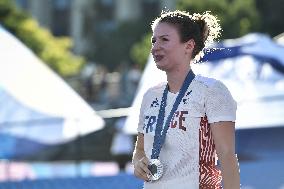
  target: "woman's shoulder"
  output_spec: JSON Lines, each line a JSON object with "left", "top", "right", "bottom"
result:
{"left": 143, "top": 82, "right": 167, "bottom": 98}
{"left": 194, "top": 74, "right": 233, "bottom": 97}
{"left": 194, "top": 74, "right": 221, "bottom": 88}
{"left": 195, "top": 75, "right": 231, "bottom": 93}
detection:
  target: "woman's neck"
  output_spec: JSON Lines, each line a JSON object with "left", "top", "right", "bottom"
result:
{"left": 166, "top": 65, "right": 191, "bottom": 94}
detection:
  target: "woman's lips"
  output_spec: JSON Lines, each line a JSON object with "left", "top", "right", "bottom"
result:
{"left": 153, "top": 55, "right": 164, "bottom": 62}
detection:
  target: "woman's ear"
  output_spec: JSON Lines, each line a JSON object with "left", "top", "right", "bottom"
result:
{"left": 185, "top": 39, "right": 195, "bottom": 54}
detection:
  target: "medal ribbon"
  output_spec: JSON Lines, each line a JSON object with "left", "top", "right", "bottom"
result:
{"left": 151, "top": 69, "right": 195, "bottom": 159}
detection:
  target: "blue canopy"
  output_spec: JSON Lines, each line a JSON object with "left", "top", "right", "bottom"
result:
{"left": 200, "top": 33, "right": 284, "bottom": 73}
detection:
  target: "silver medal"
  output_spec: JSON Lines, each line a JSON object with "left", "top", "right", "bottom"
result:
{"left": 148, "top": 159, "right": 163, "bottom": 181}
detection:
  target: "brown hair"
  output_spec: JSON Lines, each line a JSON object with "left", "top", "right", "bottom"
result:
{"left": 151, "top": 10, "right": 221, "bottom": 62}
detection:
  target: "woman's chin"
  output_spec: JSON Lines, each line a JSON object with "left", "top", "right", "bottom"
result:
{"left": 156, "top": 65, "right": 165, "bottom": 71}
{"left": 155, "top": 62, "right": 167, "bottom": 71}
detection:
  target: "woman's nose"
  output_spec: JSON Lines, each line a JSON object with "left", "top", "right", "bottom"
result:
{"left": 151, "top": 41, "right": 160, "bottom": 53}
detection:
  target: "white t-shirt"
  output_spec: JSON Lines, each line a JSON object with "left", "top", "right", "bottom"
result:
{"left": 137, "top": 75, "right": 237, "bottom": 189}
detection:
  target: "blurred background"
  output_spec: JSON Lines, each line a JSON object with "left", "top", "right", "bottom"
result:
{"left": 0, "top": 0, "right": 284, "bottom": 188}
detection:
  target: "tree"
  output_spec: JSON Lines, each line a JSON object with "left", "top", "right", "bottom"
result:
{"left": 88, "top": 19, "right": 149, "bottom": 71}
{"left": 177, "top": 0, "right": 260, "bottom": 39}
{"left": 130, "top": 33, "right": 152, "bottom": 69}
{"left": 0, "top": 0, "right": 84, "bottom": 77}
{"left": 255, "top": 0, "right": 284, "bottom": 37}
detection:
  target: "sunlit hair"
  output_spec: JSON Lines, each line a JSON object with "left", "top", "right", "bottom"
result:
{"left": 151, "top": 10, "right": 221, "bottom": 62}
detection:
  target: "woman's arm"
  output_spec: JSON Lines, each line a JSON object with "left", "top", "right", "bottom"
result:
{"left": 211, "top": 121, "right": 240, "bottom": 189}
{"left": 132, "top": 133, "right": 150, "bottom": 181}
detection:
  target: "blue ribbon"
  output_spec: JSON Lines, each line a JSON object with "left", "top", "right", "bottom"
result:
{"left": 151, "top": 69, "right": 195, "bottom": 159}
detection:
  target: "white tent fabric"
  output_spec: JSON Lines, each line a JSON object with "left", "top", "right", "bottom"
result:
{"left": 124, "top": 33, "right": 284, "bottom": 134}
{"left": 274, "top": 32, "right": 284, "bottom": 45}
{"left": 0, "top": 26, "right": 104, "bottom": 144}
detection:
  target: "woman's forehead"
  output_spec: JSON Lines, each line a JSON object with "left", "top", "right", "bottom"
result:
{"left": 152, "top": 22, "right": 179, "bottom": 37}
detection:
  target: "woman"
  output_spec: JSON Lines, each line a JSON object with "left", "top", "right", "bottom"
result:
{"left": 132, "top": 10, "right": 240, "bottom": 189}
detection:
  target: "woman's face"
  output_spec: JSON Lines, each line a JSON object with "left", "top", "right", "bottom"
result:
{"left": 151, "top": 22, "right": 192, "bottom": 71}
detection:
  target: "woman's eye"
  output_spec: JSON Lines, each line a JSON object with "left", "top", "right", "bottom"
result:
{"left": 162, "top": 38, "right": 169, "bottom": 41}
{"left": 151, "top": 39, "right": 156, "bottom": 44}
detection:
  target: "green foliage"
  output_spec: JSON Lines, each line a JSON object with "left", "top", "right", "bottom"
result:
{"left": 88, "top": 19, "right": 150, "bottom": 71}
{"left": 0, "top": 0, "right": 84, "bottom": 77}
{"left": 177, "top": 0, "right": 260, "bottom": 39}
{"left": 130, "top": 33, "right": 152, "bottom": 69}
{"left": 255, "top": 0, "right": 284, "bottom": 36}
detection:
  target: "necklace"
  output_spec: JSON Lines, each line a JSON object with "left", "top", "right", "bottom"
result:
{"left": 151, "top": 69, "right": 195, "bottom": 159}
